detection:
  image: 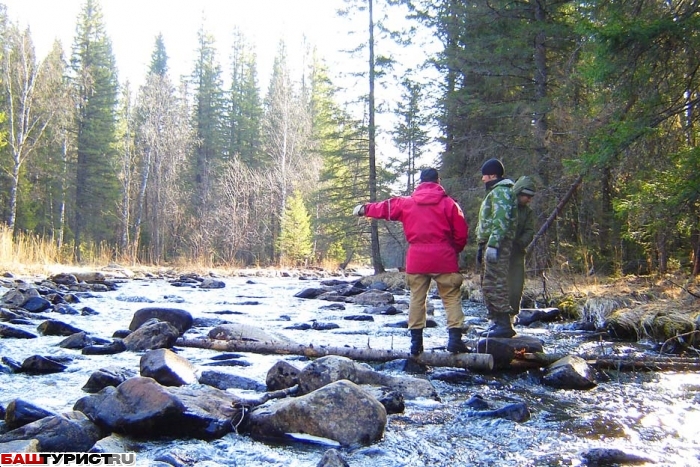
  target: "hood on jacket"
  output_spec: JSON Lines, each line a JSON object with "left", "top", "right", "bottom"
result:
{"left": 513, "top": 176, "right": 536, "bottom": 196}
{"left": 412, "top": 182, "right": 447, "bottom": 205}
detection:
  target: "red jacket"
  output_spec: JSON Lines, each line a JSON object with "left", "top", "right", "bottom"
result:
{"left": 364, "top": 182, "right": 468, "bottom": 274}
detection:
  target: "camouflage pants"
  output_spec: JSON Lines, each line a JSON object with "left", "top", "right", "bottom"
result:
{"left": 481, "top": 240, "right": 514, "bottom": 317}
{"left": 407, "top": 273, "right": 465, "bottom": 329}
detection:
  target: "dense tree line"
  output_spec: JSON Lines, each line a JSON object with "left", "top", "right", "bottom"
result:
{"left": 0, "top": 0, "right": 699, "bottom": 276}
{"left": 408, "top": 0, "right": 700, "bottom": 275}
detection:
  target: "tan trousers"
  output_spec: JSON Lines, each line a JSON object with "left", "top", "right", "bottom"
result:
{"left": 406, "top": 273, "right": 465, "bottom": 329}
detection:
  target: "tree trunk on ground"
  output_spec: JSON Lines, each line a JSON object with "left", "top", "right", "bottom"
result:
{"left": 175, "top": 338, "right": 494, "bottom": 371}
{"left": 515, "top": 352, "right": 700, "bottom": 372}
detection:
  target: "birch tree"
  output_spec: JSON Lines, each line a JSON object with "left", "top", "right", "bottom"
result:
{"left": 135, "top": 59, "right": 192, "bottom": 263}
{"left": 1, "top": 24, "right": 62, "bottom": 232}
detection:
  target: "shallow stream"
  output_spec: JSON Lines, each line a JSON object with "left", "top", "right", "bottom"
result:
{"left": 1, "top": 273, "right": 699, "bottom": 466}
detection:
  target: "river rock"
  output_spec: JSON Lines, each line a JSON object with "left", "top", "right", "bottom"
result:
{"left": 297, "top": 356, "right": 358, "bottom": 395}
{"left": 297, "top": 355, "right": 438, "bottom": 400}
{"left": 82, "top": 340, "right": 127, "bottom": 355}
{"left": 1, "top": 289, "right": 27, "bottom": 307}
{"left": 128, "top": 307, "right": 193, "bottom": 334}
{"left": 581, "top": 447, "right": 654, "bottom": 465}
{"left": 363, "top": 386, "right": 405, "bottom": 414}
{"left": 74, "top": 376, "right": 243, "bottom": 439}
{"left": 200, "top": 278, "right": 225, "bottom": 289}
{"left": 59, "top": 332, "right": 94, "bottom": 349}
{"left": 515, "top": 307, "right": 561, "bottom": 326}
{"left": 468, "top": 402, "right": 531, "bottom": 423}
{"left": 0, "top": 324, "right": 37, "bottom": 339}
{"left": 37, "top": 319, "right": 85, "bottom": 336}
{"left": 21, "top": 296, "right": 52, "bottom": 313}
{"left": 48, "top": 273, "right": 78, "bottom": 286}
{"left": 348, "top": 290, "right": 395, "bottom": 306}
{"left": 316, "top": 449, "right": 350, "bottom": 467}
{"left": 0, "top": 439, "right": 40, "bottom": 452}
{"left": 294, "top": 287, "right": 327, "bottom": 299}
{"left": 246, "top": 379, "right": 387, "bottom": 447}
{"left": 82, "top": 367, "right": 137, "bottom": 393}
{"left": 542, "top": 355, "right": 597, "bottom": 390}
{"left": 4, "top": 399, "right": 57, "bottom": 429}
{"left": 123, "top": 321, "right": 179, "bottom": 351}
{"left": 20, "top": 355, "right": 68, "bottom": 374}
{"left": 266, "top": 360, "right": 302, "bottom": 391}
{"left": 0, "top": 411, "right": 103, "bottom": 452}
{"left": 199, "top": 370, "right": 266, "bottom": 391}
{"left": 140, "top": 348, "right": 198, "bottom": 386}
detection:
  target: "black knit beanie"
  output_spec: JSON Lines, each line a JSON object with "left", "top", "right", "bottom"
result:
{"left": 420, "top": 168, "right": 439, "bottom": 183}
{"left": 481, "top": 158, "right": 505, "bottom": 177}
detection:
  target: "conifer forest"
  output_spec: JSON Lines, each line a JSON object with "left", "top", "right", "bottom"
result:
{"left": 0, "top": 0, "right": 699, "bottom": 276}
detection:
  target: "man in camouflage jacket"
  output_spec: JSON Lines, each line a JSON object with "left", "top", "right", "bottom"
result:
{"left": 509, "top": 176, "right": 536, "bottom": 316}
{"left": 475, "top": 158, "right": 517, "bottom": 338}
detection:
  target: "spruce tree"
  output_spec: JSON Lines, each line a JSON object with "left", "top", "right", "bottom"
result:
{"left": 309, "top": 54, "right": 369, "bottom": 267}
{"left": 150, "top": 33, "right": 168, "bottom": 77}
{"left": 228, "top": 28, "right": 262, "bottom": 166}
{"left": 191, "top": 24, "right": 226, "bottom": 216}
{"left": 70, "top": 0, "right": 120, "bottom": 260}
{"left": 278, "top": 189, "right": 312, "bottom": 266}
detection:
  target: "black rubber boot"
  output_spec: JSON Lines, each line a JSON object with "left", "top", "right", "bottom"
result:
{"left": 479, "top": 313, "right": 516, "bottom": 338}
{"left": 446, "top": 328, "right": 469, "bottom": 353}
{"left": 410, "top": 329, "right": 424, "bottom": 356}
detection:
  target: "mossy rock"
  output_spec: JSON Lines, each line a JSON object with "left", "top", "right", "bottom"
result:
{"left": 556, "top": 295, "right": 583, "bottom": 321}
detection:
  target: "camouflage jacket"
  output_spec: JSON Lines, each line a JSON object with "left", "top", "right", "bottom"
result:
{"left": 476, "top": 178, "right": 515, "bottom": 249}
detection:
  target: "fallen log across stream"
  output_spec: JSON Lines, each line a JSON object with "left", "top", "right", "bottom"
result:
{"left": 514, "top": 352, "right": 700, "bottom": 372}
{"left": 175, "top": 337, "right": 494, "bottom": 372}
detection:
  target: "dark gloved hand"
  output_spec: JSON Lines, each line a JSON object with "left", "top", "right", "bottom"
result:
{"left": 485, "top": 246, "right": 499, "bottom": 263}
{"left": 476, "top": 245, "right": 484, "bottom": 265}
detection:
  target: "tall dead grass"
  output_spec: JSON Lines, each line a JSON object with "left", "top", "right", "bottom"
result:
{"left": 0, "top": 226, "right": 116, "bottom": 276}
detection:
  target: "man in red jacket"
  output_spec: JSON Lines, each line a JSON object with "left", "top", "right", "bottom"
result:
{"left": 353, "top": 168, "right": 469, "bottom": 355}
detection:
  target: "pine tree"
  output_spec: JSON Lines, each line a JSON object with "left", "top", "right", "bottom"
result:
{"left": 70, "top": 0, "right": 120, "bottom": 260}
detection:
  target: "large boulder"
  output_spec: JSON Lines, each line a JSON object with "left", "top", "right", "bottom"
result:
{"left": 74, "top": 377, "right": 243, "bottom": 439}
{"left": 246, "top": 379, "right": 386, "bottom": 447}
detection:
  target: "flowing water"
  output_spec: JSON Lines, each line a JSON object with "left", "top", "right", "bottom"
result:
{"left": 1, "top": 272, "right": 699, "bottom": 466}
